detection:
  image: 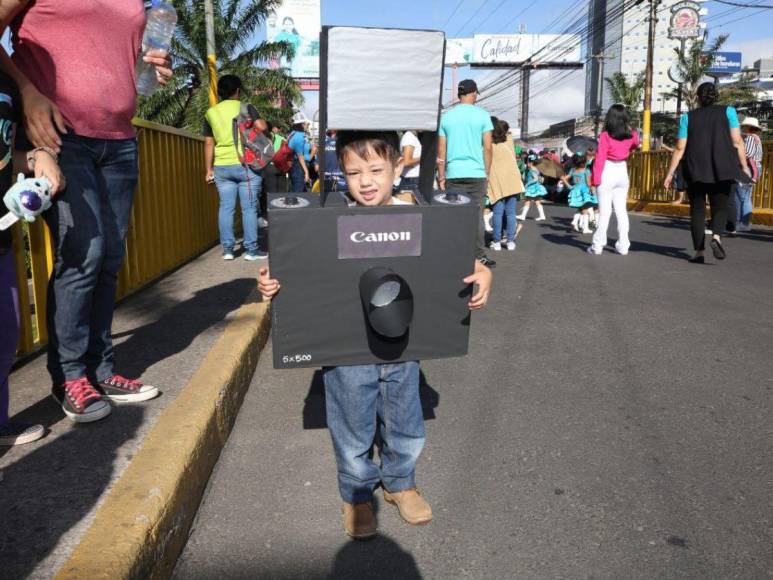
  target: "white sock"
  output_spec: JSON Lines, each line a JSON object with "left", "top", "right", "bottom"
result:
{"left": 572, "top": 213, "right": 580, "bottom": 228}
{"left": 537, "top": 204, "right": 546, "bottom": 219}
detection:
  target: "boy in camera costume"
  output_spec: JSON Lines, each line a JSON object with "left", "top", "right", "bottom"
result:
{"left": 259, "top": 27, "right": 492, "bottom": 539}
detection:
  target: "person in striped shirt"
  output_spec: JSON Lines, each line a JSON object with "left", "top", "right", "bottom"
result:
{"left": 733, "top": 117, "right": 763, "bottom": 232}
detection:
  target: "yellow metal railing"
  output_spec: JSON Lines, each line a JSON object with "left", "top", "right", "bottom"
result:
{"left": 12, "top": 119, "right": 219, "bottom": 356}
{"left": 628, "top": 141, "right": 772, "bottom": 209}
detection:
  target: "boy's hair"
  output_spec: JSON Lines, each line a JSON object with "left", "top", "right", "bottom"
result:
{"left": 217, "top": 75, "right": 243, "bottom": 100}
{"left": 335, "top": 131, "right": 401, "bottom": 167}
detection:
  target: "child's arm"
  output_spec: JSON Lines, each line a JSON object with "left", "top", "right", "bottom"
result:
{"left": 258, "top": 266, "right": 281, "bottom": 300}
{"left": 463, "top": 260, "right": 492, "bottom": 310}
{"left": 16, "top": 143, "right": 65, "bottom": 193}
{"left": 584, "top": 170, "right": 591, "bottom": 188}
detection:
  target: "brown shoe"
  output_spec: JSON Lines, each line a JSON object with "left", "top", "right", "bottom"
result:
{"left": 383, "top": 488, "right": 433, "bottom": 525}
{"left": 342, "top": 501, "right": 378, "bottom": 540}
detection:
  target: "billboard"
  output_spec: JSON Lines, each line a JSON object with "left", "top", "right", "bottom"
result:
{"left": 266, "top": 0, "right": 320, "bottom": 79}
{"left": 446, "top": 38, "right": 473, "bottom": 66}
{"left": 472, "top": 34, "right": 581, "bottom": 65}
{"left": 706, "top": 52, "right": 743, "bottom": 75}
{"left": 669, "top": 1, "right": 702, "bottom": 39}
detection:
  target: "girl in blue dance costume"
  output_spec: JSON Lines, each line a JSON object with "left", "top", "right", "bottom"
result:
{"left": 517, "top": 154, "right": 548, "bottom": 221}
{"left": 563, "top": 153, "right": 594, "bottom": 234}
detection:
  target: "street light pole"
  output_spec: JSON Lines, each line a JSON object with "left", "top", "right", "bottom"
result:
{"left": 641, "top": 0, "right": 659, "bottom": 152}
{"left": 205, "top": 0, "right": 217, "bottom": 106}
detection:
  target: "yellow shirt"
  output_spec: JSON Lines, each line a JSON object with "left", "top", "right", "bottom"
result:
{"left": 205, "top": 99, "right": 242, "bottom": 166}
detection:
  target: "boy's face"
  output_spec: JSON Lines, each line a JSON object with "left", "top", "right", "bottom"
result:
{"left": 341, "top": 145, "right": 404, "bottom": 207}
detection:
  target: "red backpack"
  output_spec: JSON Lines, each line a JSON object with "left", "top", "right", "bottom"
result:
{"left": 231, "top": 103, "right": 274, "bottom": 172}
{"left": 272, "top": 135, "right": 294, "bottom": 174}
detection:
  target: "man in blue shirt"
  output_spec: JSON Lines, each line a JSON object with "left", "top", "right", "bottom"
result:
{"left": 437, "top": 80, "right": 495, "bottom": 266}
{"left": 288, "top": 111, "right": 311, "bottom": 192}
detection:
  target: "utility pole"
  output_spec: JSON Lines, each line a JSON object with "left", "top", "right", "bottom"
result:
{"left": 451, "top": 64, "right": 458, "bottom": 104}
{"left": 591, "top": 52, "right": 613, "bottom": 138}
{"left": 205, "top": 0, "right": 217, "bottom": 106}
{"left": 520, "top": 66, "right": 531, "bottom": 141}
{"left": 641, "top": 0, "right": 660, "bottom": 152}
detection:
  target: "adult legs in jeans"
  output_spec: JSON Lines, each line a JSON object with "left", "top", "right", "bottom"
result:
{"left": 491, "top": 197, "right": 517, "bottom": 242}
{"left": 214, "top": 165, "right": 259, "bottom": 253}
{"left": 45, "top": 135, "right": 138, "bottom": 385}
{"left": 323, "top": 362, "right": 424, "bottom": 503}
{"left": 688, "top": 181, "right": 731, "bottom": 252}
{"left": 447, "top": 178, "right": 487, "bottom": 259}
{"left": 215, "top": 166, "right": 238, "bottom": 252}
{"left": 0, "top": 251, "right": 20, "bottom": 426}
{"left": 290, "top": 162, "right": 306, "bottom": 193}
{"left": 238, "top": 169, "right": 261, "bottom": 253}
{"left": 734, "top": 182, "right": 753, "bottom": 229}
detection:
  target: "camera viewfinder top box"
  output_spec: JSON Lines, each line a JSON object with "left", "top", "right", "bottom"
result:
{"left": 268, "top": 26, "right": 480, "bottom": 369}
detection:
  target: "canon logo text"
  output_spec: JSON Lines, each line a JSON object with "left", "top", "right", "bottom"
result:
{"left": 350, "top": 231, "right": 412, "bottom": 243}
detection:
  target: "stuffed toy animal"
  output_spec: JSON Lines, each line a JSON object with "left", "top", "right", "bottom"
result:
{"left": 0, "top": 173, "right": 54, "bottom": 230}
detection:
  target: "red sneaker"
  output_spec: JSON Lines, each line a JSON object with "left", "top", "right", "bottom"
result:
{"left": 96, "top": 375, "right": 159, "bottom": 403}
{"left": 52, "top": 378, "right": 111, "bottom": 423}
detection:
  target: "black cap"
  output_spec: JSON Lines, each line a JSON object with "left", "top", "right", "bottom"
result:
{"left": 457, "top": 79, "right": 478, "bottom": 96}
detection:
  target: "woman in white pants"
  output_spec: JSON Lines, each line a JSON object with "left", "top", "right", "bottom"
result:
{"left": 588, "top": 105, "right": 640, "bottom": 255}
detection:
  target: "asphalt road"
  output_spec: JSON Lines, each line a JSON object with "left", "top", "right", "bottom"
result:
{"left": 174, "top": 207, "right": 773, "bottom": 580}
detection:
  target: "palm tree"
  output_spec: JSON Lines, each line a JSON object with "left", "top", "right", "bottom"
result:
{"left": 604, "top": 71, "right": 645, "bottom": 127}
{"left": 137, "top": 0, "right": 301, "bottom": 133}
{"left": 663, "top": 33, "right": 728, "bottom": 111}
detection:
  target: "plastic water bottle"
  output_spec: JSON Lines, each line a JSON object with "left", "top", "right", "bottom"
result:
{"left": 135, "top": 0, "right": 177, "bottom": 96}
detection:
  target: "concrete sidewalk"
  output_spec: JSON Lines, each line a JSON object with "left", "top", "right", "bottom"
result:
{"left": 0, "top": 244, "right": 264, "bottom": 579}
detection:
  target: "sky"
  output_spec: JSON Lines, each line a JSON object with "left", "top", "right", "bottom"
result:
{"left": 294, "top": 0, "right": 773, "bottom": 132}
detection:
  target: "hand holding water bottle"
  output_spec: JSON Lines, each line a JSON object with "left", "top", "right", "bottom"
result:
{"left": 136, "top": 0, "right": 177, "bottom": 96}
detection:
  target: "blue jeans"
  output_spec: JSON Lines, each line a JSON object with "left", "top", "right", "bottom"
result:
{"left": 214, "top": 164, "right": 261, "bottom": 253}
{"left": 323, "top": 361, "right": 425, "bottom": 503}
{"left": 45, "top": 133, "right": 138, "bottom": 385}
{"left": 492, "top": 196, "right": 518, "bottom": 242}
{"left": 734, "top": 182, "right": 753, "bottom": 227}
{"left": 0, "top": 251, "right": 19, "bottom": 426}
{"left": 289, "top": 159, "right": 306, "bottom": 193}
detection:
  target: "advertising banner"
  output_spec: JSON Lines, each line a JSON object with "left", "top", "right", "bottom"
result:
{"left": 446, "top": 38, "right": 473, "bottom": 66}
{"left": 266, "top": 0, "right": 320, "bottom": 79}
{"left": 706, "top": 52, "right": 743, "bottom": 74}
{"left": 471, "top": 34, "right": 581, "bottom": 65}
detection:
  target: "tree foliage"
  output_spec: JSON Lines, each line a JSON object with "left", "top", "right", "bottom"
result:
{"left": 718, "top": 72, "right": 761, "bottom": 107}
{"left": 604, "top": 71, "right": 645, "bottom": 127}
{"left": 663, "top": 33, "right": 727, "bottom": 111}
{"left": 137, "top": 0, "right": 301, "bottom": 133}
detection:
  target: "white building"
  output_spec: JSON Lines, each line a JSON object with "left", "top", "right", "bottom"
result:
{"left": 585, "top": 0, "right": 707, "bottom": 115}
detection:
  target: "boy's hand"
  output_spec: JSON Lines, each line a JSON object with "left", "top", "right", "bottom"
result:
{"left": 258, "top": 266, "right": 281, "bottom": 300}
{"left": 464, "top": 260, "right": 492, "bottom": 310}
{"left": 33, "top": 150, "right": 65, "bottom": 194}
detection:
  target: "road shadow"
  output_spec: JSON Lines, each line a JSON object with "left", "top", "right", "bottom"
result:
{"left": 327, "top": 534, "right": 422, "bottom": 579}
{"left": 0, "top": 405, "right": 144, "bottom": 578}
{"left": 541, "top": 232, "right": 691, "bottom": 260}
{"left": 112, "top": 278, "right": 256, "bottom": 380}
{"left": 303, "top": 369, "right": 439, "bottom": 430}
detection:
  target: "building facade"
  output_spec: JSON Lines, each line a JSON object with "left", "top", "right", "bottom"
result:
{"left": 585, "top": 0, "right": 707, "bottom": 116}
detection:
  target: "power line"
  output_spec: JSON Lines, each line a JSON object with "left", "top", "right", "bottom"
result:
{"left": 452, "top": 0, "right": 498, "bottom": 37}
{"left": 710, "top": 0, "right": 772, "bottom": 7}
{"left": 441, "top": 0, "right": 466, "bottom": 30}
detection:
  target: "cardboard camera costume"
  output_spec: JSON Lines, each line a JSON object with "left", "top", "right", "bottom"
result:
{"left": 268, "top": 26, "right": 479, "bottom": 369}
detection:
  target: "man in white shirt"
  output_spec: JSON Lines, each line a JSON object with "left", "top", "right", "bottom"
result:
{"left": 398, "top": 130, "right": 422, "bottom": 193}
